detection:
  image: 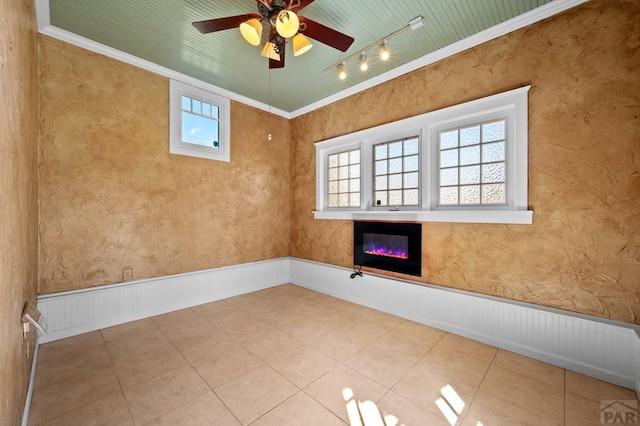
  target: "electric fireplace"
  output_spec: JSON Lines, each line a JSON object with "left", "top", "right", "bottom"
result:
{"left": 353, "top": 221, "right": 422, "bottom": 276}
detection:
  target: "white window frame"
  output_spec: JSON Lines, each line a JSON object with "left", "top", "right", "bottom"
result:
{"left": 169, "top": 79, "right": 231, "bottom": 162}
{"left": 314, "top": 86, "right": 533, "bottom": 224}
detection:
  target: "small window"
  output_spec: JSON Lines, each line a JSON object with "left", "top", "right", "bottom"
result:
{"left": 327, "top": 149, "right": 360, "bottom": 208}
{"left": 169, "top": 80, "right": 230, "bottom": 162}
{"left": 373, "top": 137, "right": 420, "bottom": 207}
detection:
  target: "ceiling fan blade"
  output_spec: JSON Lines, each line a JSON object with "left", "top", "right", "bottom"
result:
{"left": 269, "top": 40, "right": 286, "bottom": 69}
{"left": 192, "top": 14, "right": 259, "bottom": 34}
{"left": 290, "top": 0, "right": 315, "bottom": 12}
{"left": 299, "top": 17, "right": 354, "bottom": 52}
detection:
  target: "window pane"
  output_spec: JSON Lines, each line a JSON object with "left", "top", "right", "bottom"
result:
{"left": 482, "top": 183, "right": 506, "bottom": 204}
{"left": 440, "top": 149, "right": 458, "bottom": 168}
{"left": 339, "top": 152, "right": 349, "bottom": 166}
{"left": 339, "top": 180, "right": 348, "bottom": 193}
{"left": 460, "top": 165, "right": 480, "bottom": 185}
{"left": 349, "top": 193, "right": 360, "bottom": 207}
{"left": 482, "top": 163, "right": 505, "bottom": 183}
{"left": 328, "top": 154, "right": 338, "bottom": 168}
{"left": 404, "top": 189, "right": 419, "bottom": 205}
{"left": 329, "top": 181, "right": 338, "bottom": 193}
{"left": 482, "top": 142, "right": 505, "bottom": 163}
{"left": 350, "top": 150, "right": 360, "bottom": 163}
{"left": 483, "top": 120, "right": 505, "bottom": 142}
{"left": 329, "top": 168, "right": 338, "bottom": 181}
{"left": 181, "top": 111, "right": 218, "bottom": 148}
{"left": 329, "top": 194, "right": 338, "bottom": 207}
{"left": 202, "top": 102, "right": 211, "bottom": 117}
{"left": 211, "top": 105, "right": 219, "bottom": 119}
{"left": 404, "top": 155, "right": 418, "bottom": 172}
{"left": 404, "top": 138, "right": 419, "bottom": 155}
{"left": 374, "top": 144, "right": 387, "bottom": 159}
{"left": 350, "top": 164, "right": 360, "bottom": 178}
{"left": 350, "top": 178, "right": 360, "bottom": 193}
{"left": 389, "top": 190, "right": 402, "bottom": 205}
{"left": 375, "top": 192, "right": 387, "bottom": 206}
{"left": 460, "top": 185, "right": 480, "bottom": 204}
{"left": 388, "top": 158, "right": 402, "bottom": 174}
{"left": 460, "top": 125, "right": 480, "bottom": 146}
{"left": 440, "top": 130, "right": 458, "bottom": 149}
{"left": 375, "top": 176, "right": 387, "bottom": 190}
{"left": 460, "top": 145, "right": 480, "bottom": 166}
{"left": 192, "top": 100, "right": 202, "bottom": 115}
{"left": 389, "top": 174, "right": 402, "bottom": 190}
{"left": 181, "top": 96, "right": 191, "bottom": 111}
{"left": 440, "top": 187, "right": 458, "bottom": 205}
{"left": 375, "top": 160, "right": 388, "bottom": 175}
{"left": 440, "top": 168, "right": 458, "bottom": 186}
{"left": 389, "top": 142, "right": 403, "bottom": 158}
{"left": 339, "top": 166, "right": 349, "bottom": 179}
{"left": 404, "top": 172, "right": 419, "bottom": 188}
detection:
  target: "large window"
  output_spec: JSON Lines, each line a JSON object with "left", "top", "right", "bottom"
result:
{"left": 314, "top": 86, "right": 532, "bottom": 224}
{"left": 169, "top": 79, "right": 231, "bottom": 162}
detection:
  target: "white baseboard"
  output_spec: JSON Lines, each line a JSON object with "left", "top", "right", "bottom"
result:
{"left": 37, "top": 258, "right": 290, "bottom": 344}
{"left": 289, "top": 258, "right": 640, "bottom": 391}
{"left": 36, "top": 257, "right": 640, "bottom": 391}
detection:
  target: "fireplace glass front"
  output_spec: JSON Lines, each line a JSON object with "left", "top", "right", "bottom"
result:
{"left": 354, "top": 221, "right": 421, "bottom": 276}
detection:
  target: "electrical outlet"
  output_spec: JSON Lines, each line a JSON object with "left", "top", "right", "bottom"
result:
{"left": 123, "top": 269, "right": 133, "bottom": 281}
{"left": 491, "top": 283, "right": 502, "bottom": 296}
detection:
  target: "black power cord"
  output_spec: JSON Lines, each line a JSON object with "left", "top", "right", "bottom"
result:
{"left": 350, "top": 265, "right": 363, "bottom": 279}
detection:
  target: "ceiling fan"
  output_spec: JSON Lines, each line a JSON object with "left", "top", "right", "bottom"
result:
{"left": 193, "top": 0, "right": 355, "bottom": 69}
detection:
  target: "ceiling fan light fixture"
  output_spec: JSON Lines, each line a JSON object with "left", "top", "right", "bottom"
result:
{"left": 239, "top": 18, "right": 263, "bottom": 46}
{"left": 379, "top": 40, "right": 390, "bottom": 61}
{"left": 293, "top": 33, "right": 313, "bottom": 56}
{"left": 337, "top": 62, "right": 347, "bottom": 80}
{"left": 359, "top": 52, "right": 368, "bottom": 71}
{"left": 275, "top": 10, "right": 299, "bottom": 38}
{"left": 260, "top": 41, "right": 280, "bottom": 61}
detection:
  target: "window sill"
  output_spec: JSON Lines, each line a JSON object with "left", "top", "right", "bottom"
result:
{"left": 313, "top": 209, "right": 533, "bottom": 224}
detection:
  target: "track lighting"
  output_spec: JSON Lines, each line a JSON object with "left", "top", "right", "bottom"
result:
{"left": 359, "top": 53, "right": 368, "bottom": 71}
{"left": 337, "top": 62, "right": 347, "bottom": 80}
{"left": 379, "top": 40, "right": 390, "bottom": 61}
{"left": 324, "top": 16, "right": 425, "bottom": 77}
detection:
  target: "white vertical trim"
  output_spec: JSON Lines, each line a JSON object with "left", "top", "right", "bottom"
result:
{"left": 21, "top": 338, "right": 39, "bottom": 426}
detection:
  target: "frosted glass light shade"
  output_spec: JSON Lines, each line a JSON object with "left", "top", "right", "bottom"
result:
{"left": 240, "top": 19, "right": 262, "bottom": 46}
{"left": 275, "top": 10, "right": 299, "bottom": 38}
{"left": 292, "top": 33, "right": 312, "bottom": 56}
{"left": 260, "top": 41, "right": 280, "bottom": 60}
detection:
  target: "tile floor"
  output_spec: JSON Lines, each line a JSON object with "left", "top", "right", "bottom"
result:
{"left": 29, "top": 284, "right": 638, "bottom": 425}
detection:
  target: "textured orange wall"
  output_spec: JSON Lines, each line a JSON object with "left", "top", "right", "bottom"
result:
{"left": 38, "top": 36, "right": 291, "bottom": 293}
{"left": 290, "top": 0, "right": 640, "bottom": 324}
{"left": 0, "top": 0, "right": 39, "bottom": 423}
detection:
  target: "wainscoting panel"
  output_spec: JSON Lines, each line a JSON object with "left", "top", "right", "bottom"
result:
{"left": 36, "top": 257, "right": 640, "bottom": 393}
{"left": 37, "top": 258, "right": 290, "bottom": 343}
{"left": 289, "top": 258, "right": 640, "bottom": 391}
